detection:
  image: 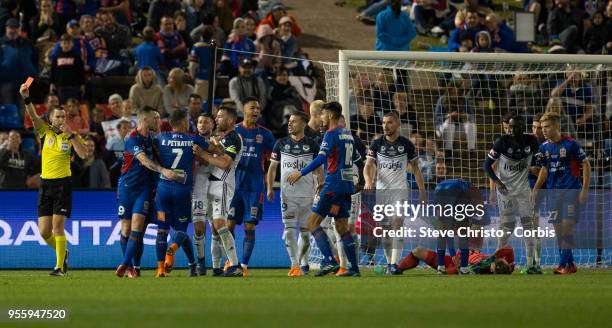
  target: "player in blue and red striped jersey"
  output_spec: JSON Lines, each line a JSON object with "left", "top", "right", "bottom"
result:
{"left": 153, "top": 110, "right": 220, "bottom": 277}
{"left": 115, "top": 106, "right": 179, "bottom": 278}
{"left": 287, "top": 101, "right": 362, "bottom": 277}
{"left": 532, "top": 112, "right": 591, "bottom": 275}
{"left": 226, "top": 97, "right": 276, "bottom": 276}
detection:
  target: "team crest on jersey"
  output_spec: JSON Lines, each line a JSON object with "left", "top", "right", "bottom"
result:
{"left": 381, "top": 146, "right": 386, "bottom": 151}
{"left": 256, "top": 134, "right": 263, "bottom": 143}
{"left": 284, "top": 144, "right": 291, "bottom": 150}
{"left": 507, "top": 147, "right": 513, "bottom": 154}
{"left": 524, "top": 146, "right": 531, "bottom": 153}
{"left": 398, "top": 145, "right": 404, "bottom": 153}
{"left": 303, "top": 144, "right": 310, "bottom": 151}
{"left": 560, "top": 148, "right": 567, "bottom": 158}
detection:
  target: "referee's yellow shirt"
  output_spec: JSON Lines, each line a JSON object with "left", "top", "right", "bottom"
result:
{"left": 37, "top": 124, "right": 73, "bottom": 179}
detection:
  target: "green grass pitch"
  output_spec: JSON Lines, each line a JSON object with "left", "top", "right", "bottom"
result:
{"left": 0, "top": 269, "right": 610, "bottom": 328}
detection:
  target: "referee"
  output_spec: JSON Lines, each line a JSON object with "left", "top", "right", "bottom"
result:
{"left": 20, "top": 83, "right": 88, "bottom": 276}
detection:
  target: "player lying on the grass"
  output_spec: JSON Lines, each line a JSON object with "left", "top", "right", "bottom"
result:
{"left": 484, "top": 112, "right": 543, "bottom": 274}
{"left": 193, "top": 106, "right": 245, "bottom": 277}
{"left": 20, "top": 83, "right": 88, "bottom": 276}
{"left": 116, "top": 106, "right": 180, "bottom": 278}
{"left": 433, "top": 178, "right": 489, "bottom": 275}
{"left": 532, "top": 112, "right": 591, "bottom": 275}
{"left": 287, "top": 101, "right": 362, "bottom": 277}
{"left": 396, "top": 246, "right": 515, "bottom": 274}
{"left": 364, "top": 111, "right": 426, "bottom": 275}
{"left": 192, "top": 113, "right": 216, "bottom": 276}
{"left": 266, "top": 111, "right": 323, "bottom": 277}
{"left": 155, "top": 110, "right": 223, "bottom": 277}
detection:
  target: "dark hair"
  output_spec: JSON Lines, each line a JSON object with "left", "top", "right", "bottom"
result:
{"left": 198, "top": 112, "right": 214, "bottom": 120}
{"left": 116, "top": 119, "right": 131, "bottom": 130}
{"left": 502, "top": 111, "right": 517, "bottom": 123}
{"left": 383, "top": 110, "right": 400, "bottom": 121}
{"left": 169, "top": 109, "right": 188, "bottom": 127}
{"left": 323, "top": 101, "right": 342, "bottom": 119}
{"left": 201, "top": 25, "right": 215, "bottom": 41}
{"left": 142, "top": 26, "right": 156, "bottom": 42}
{"left": 389, "top": 0, "right": 401, "bottom": 17}
{"left": 189, "top": 93, "right": 202, "bottom": 102}
{"left": 276, "top": 67, "right": 288, "bottom": 77}
{"left": 291, "top": 111, "right": 309, "bottom": 123}
{"left": 218, "top": 106, "right": 237, "bottom": 119}
{"left": 533, "top": 112, "right": 544, "bottom": 123}
{"left": 494, "top": 259, "right": 512, "bottom": 274}
{"left": 243, "top": 96, "right": 260, "bottom": 105}
{"left": 174, "top": 10, "right": 187, "bottom": 20}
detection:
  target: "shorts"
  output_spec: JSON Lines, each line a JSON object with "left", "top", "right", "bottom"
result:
{"left": 208, "top": 180, "right": 234, "bottom": 221}
{"left": 375, "top": 190, "right": 407, "bottom": 225}
{"left": 312, "top": 189, "right": 351, "bottom": 219}
{"left": 192, "top": 176, "right": 210, "bottom": 223}
{"left": 546, "top": 189, "right": 580, "bottom": 223}
{"left": 497, "top": 190, "right": 534, "bottom": 221}
{"left": 280, "top": 193, "right": 313, "bottom": 230}
{"left": 38, "top": 177, "right": 72, "bottom": 218}
{"left": 155, "top": 183, "right": 192, "bottom": 231}
{"left": 228, "top": 190, "right": 264, "bottom": 225}
{"left": 117, "top": 186, "right": 152, "bottom": 220}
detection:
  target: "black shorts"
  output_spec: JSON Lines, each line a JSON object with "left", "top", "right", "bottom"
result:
{"left": 38, "top": 177, "right": 72, "bottom": 218}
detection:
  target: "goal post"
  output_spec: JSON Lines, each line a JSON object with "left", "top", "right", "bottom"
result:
{"left": 318, "top": 50, "right": 612, "bottom": 268}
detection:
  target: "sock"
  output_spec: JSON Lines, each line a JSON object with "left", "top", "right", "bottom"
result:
{"left": 133, "top": 238, "right": 144, "bottom": 268}
{"left": 211, "top": 235, "right": 222, "bottom": 269}
{"left": 298, "top": 231, "right": 310, "bottom": 266}
{"left": 560, "top": 249, "right": 570, "bottom": 267}
{"left": 283, "top": 224, "right": 299, "bottom": 267}
{"left": 322, "top": 222, "right": 338, "bottom": 257}
{"left": 242, "top": 229, "right": 255, "bottom": 266}
{"left": 194, "top": 233, "right": 206, "bottom": 261}
{"left": 218, "top": 227, "right": 239, "bottom": 266}
{"left": 156, "top": 230, "right": 168, "bottom": 262}
{"left": 391, "top": 238, "right": 404, "bottom": 265}
{"left": 335, "top": 229, "right": 348, "bottom": 268}
{"left": 397, "top": 252, "right": 419, "bottom": 271}
{"left": 55, "top": 235, "right": 67, "bottom": 270}
{"left": 311, "top": 227, "right": 335, "bottom": 264}
{"left": 120, "top": 234, "right": 128, "bottom": 256}
{"left": 460, "top": 248, "right": 469, "bottom": 268}
{"left": 383, "top": 236, "right": 393, "bottom": 264}
{"left": 122, "top": 231, "right": 143, "bottom": 267}
{"left": 534, "top": 237, "right": 542, "bottom": 266}
{"left": 353, "top": 233, "right": 360, "bottom": 265}
{"left": 568, "top": 249, "right": 574, "bottom": 266}
{"left": 44, "top": 235, "right": 56, "bottom": 250}
{"left": 175, "top": 231, "right": 195, "bottom": 264}
{"left": 437, "top": 249, "right": 446, "bottom": 267}
{"left": 340, "top": 232, "right": 359, "bottom": 272}
{"left": 424, "top": 251, "right": 438, "bottom": 269}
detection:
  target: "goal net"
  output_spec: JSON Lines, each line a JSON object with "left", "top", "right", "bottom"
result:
{"left": 310, "top": 51, "right": 611, "bottom": 269}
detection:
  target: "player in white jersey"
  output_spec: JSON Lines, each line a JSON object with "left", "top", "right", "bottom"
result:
{"left": 267, "top": 111, "right": 323, "bottom": 277}
{"left": 364, "top": 111, "right": 426, "bottom": 274}
{"left": 484, "top": 112, "right": 542, "bottom": 273}
{"left": 193, "top": 106, "right": 244, "bottom": 277}
{"left": 192, "top": 113, "right": 215, "bottom": 275}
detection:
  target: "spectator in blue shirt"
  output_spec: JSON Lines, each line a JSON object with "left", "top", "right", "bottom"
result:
{"left": 0, "top": 19, "right": 38, "bottom": 107}
{"left": 189, "top": 25, "right": 213, "bottom": 100}
{"left": 448, "top": 10, "right": 484, "bottom": 51}
{"left": 135, "top": 26, "right": 164, "bottom": 72}
{"left": 375, "top": 0, "right": 416, "bottom": 51}
{"left": 485, "top": 13, "right": 529, "bottom": 53}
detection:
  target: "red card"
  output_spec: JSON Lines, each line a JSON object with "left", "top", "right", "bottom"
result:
{"left": 25, "top": 77, "right": 34, "bottom": 88}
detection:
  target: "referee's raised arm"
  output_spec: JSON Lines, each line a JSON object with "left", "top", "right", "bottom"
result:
{"left": 20, "top": 83, "right": 45, "bottom": 132}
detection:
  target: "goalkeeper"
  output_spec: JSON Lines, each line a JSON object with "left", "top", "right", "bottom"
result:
{"left": 396, "top": 246, "right": 515, "bottom": 275}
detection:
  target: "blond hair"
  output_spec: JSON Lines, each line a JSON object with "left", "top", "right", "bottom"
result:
{"left": 309, "top": 100, "right": 325, "bottom": 116}
{"left": 539, "top": 112, "right": 561, "bottom": 124}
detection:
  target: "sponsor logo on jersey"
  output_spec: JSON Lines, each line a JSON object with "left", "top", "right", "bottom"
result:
{"left": 283, "top": 159, "right": 308, "bottom": 170}
{"left": 378, "top": 160, "right": 403, "bottom": 171}
{"left": 504, "top": 161, "right": 527, "bottom": 172}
